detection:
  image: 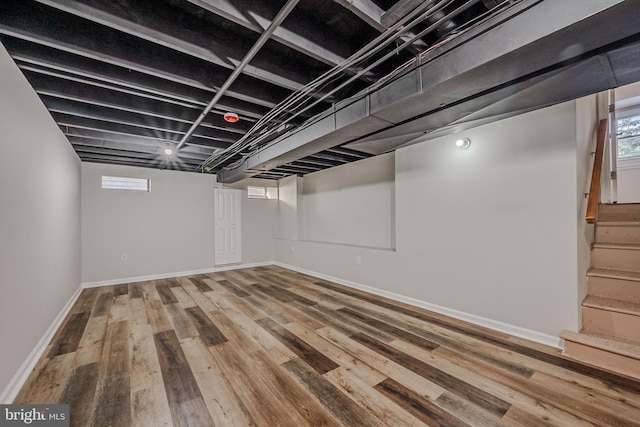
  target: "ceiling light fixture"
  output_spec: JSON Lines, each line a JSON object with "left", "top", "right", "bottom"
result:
{"left": 224, "top": 112, "right": 239, "bottom": 123}
{"left": 164, "top": 148, "right": 173, "bottom": 155}
{"left": 455, "top": 138, "right": 471, "bottom": 149}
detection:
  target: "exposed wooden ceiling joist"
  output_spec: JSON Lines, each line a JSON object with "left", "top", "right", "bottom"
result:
{"left": 33, "top": 0, "right": 315, "bottom": 91}
{"left": 4, "top": 0, "right": 608, "bottom": 180}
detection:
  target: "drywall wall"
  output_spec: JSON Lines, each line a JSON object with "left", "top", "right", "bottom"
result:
{"left": 227, "top": 178, "right": 279, "bottom": 264}
{"left": 618, "top": 168, "right": 640, "bottom": 202}
{"left": 575, "top": 95, "right": 599, "bottom": 320}
{"left": 276, "top": 101, "right": 582, "bottom": 341}
{"left": 616, "top": 81, "right": 640, "bottom": 105}
{"left": 81, "top": 163, "right": 218, "bottom": 283}
{"left": 82, "top": 165, "right": 279, "bottom": 284}
{"left": 0, "top": 43, "right": 81, "bottom": 400}
{"left": 278, "top": 175, "right": 303, "bottom": 240}
{"left": 615, "top": 81, "right": 640, "bottom": 203}
{"left": 302, "top": 153, "right": 395, "bottom": 249}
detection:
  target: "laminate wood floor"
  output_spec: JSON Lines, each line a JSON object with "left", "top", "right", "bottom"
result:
{"left": 15, "top": 266, "right": 640, "bottom": 426}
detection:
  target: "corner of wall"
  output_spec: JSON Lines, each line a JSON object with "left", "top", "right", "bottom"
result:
{"left": 275, "top": 262, "right": 563, "bottom": 349}
{"left": 276, "top": 101, "right": 584, "bottom": 341}
{"left": 575, "top": 94, "right": 600, "bottom": 326}
{"left": 0, "top": 286, "right": 83, "bottom": 404}
{"left": 0, "top": 41, "right": 82, "bottom": 401}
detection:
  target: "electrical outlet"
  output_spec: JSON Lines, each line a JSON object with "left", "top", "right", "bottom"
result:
{"left": 121, "top": 252, "right": 128, "bottom": 262}
{"left": 355, "top": 255, "right": 362, "bottom": 265}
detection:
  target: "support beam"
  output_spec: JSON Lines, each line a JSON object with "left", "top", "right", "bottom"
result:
{"left": 326, "top": 147, "right": 369, "bottom": 159}
{"left": 333, "top": 0, "right": 428, "bottom": 51}
{"left": 19, "top": 63, "right": 266, "bottom": 123}
{"left": 72, "top": 146, "right": 176, "bottom": 162}
{"left": 333, "top": 0, "right": 385, "bottom": 30}
{"left": 53, "top": 113, "right": 234, "bottom": 150}
{"left": 186, "top": 0, "right": 347, "bottom": 66}
{"left": 63, "top": 128, "right": 217, "bottom": 157}
{"left": 43, "top": 97, "right": 242, "bottom": 143}
{"left": 5, "top": 45, "right": 205, "bottom": 108}
{"left": 382, "top": 0, "right": 431, "bottom": 28}
{"left": 25, "top": 71, "right": 254, "bottom": 132}
{"left": 218, "top": 0, "right": 638, "bottom": 183}
{"left": 79, "top": 154, "right": 198, "bottom": 171}
{"left": 68, "top": 137, "right": 210, "bottom": 160}
{"left": 177, "top": 0, "right": 300, "bottom": 150}
{"left": 80, "top": 155, "right": 164, "bottom": 167}
{"left": 33, "top": 0, "right": 314, "bottom": 91}
{"left": 293, "top": 157, "right": 342, "bottom": 168}
{"left": 282, "top": 162, "right": 322, "bottom": 171}
{"left": 0, "top": 2, "right": 289, "bottom": 108}
{"left": 271, "top": 166, "right": 314, "bottom": 175}
{"left": 309, "top": 152, "right": 360, "bottom": 163}
{"left": 43, "top": 54, "right": 277, "bottom": 115}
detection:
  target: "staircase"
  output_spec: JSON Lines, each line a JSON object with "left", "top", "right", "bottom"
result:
{"left": 562, "top": 203, "right": 640, "bottom": 379}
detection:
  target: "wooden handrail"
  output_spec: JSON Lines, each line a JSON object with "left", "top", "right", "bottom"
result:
{"left": 586, "top": 118, "right": 608, "bottom": 224}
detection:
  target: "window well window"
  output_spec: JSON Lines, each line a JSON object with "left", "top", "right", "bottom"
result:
{"left": 247, "top": 185, "right": 278, "bottom": 199}
{"left": 101, "top": 176, "right": 150, "bottom": 192}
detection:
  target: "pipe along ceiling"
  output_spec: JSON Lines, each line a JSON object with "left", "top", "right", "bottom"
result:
{"left": 2, "top": 0, "right": 640, "bottom": 181}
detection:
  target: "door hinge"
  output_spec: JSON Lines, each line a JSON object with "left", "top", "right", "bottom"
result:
{"left": 611, "top": 170, "right": 617, "bottom": 180}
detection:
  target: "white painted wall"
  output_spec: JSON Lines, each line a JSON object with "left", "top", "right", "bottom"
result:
{"left": 227, "top": 178, "right": 278, "bottom": 264}
{"left": 0, "top": 44, "right": 81, "bottom": 399}
{"left": 302, "top": 153, "right": 395, "bottom": 249}
{"left": 278, "top": 175, "right": 303, "bottom": 241}
{"left": 616, "top": 81, "right": 640, "bottom": 106}
{"left": 82, "top": 166, "right": 278, "bottom": 284}
{"left": 276, "top": 101, "right": 584, "bottom": 342}
{"left": 615, "top": 82, "right": 640, "bottom": 203}
{"left": 576, "top": 95, "right": 599, "bottom": 318}
{"left": 81, "top": 163, "right": 218, "bottom": 283}
{"left": 618, "top": 168, "right": 640, "bottom": 202}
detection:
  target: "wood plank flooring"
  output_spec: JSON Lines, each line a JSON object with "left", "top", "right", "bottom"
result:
{"left": 14, "top": 266, "right": 640, "bottom": 426}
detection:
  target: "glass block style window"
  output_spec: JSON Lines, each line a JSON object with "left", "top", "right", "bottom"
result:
{"left": 101, "top": 176, "right": 150, "bottom": 192}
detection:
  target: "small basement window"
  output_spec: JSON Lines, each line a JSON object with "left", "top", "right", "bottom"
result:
{"left": 247, "top": 185, "right": 278, "bottom": 199}
{"left": 617, "top": 113, "right": 640, "bottom": 159}
{"left": 101, "top": 176, "right": 150, "bottom": 192}
{"left": 616, "top": 109, "right": 640, "bottom": 170}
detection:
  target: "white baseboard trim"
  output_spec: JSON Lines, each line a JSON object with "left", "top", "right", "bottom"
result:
{"left": 81, "top": 261, "right": 273, "bottom": 288}
{"left": 275, "top": 262, "right": 563, "bottom": 349}
{"left": 3, "top": 260, "right": 561, "bottom": 404}
{"left": 2, "top": 262, "right": 273, "bottom": 403}
{"left": 0, "top": 285, "right": 83, "bottom": 404}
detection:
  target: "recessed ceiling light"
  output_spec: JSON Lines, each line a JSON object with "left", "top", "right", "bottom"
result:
{"left": 455, "top": 138, "right": 471, "bottom": 149}
{"left": 164, "top": 148, "right": 173, "bottom": 155}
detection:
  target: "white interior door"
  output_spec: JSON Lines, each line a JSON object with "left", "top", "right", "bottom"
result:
{"left": 214, "top": 188, "right": 242, "bottom": 266}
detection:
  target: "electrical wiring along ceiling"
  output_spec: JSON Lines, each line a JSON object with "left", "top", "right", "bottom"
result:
{"left": 1, "top": 0, "right": 640, "bottom": 182}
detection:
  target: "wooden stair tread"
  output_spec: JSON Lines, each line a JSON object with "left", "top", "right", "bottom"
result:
{"left": 588, "top": 267, "right": 640, "bottom": 282}
{"left": 583, "top": 295, "right": 640, "bottom": 316}
{"left": 561, "top": 330, "right": 640, "bottom": 360}
{"left": 597, "top": 221, "right": 640, "bottom": 226}
{"left": 592, "top": 242, "right": 640, "bottom": 250}
{"left": 571, "top": 204, "right": 640, "bottom": 377}
{"left": 598, "top": 203, "right": 640, "bottom": 222}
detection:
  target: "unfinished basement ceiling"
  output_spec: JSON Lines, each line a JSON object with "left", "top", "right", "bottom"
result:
{"left": 2, "top": 0, "right": 640, "bottom": 182}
